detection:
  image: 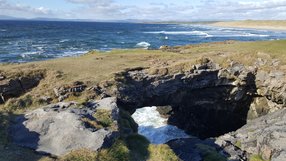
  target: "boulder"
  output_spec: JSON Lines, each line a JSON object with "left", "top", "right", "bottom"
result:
{"left": 9, "top": 97, "right": 119, "bottom": 156}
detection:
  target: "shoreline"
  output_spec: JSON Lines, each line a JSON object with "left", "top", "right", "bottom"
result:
{"left": 210, "top": 20, "right": 286, "bottom": 31}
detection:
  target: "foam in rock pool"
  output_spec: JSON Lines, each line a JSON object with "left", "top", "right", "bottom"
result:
{"left": 132, "top": 106, "right": 190, "bottom": 144}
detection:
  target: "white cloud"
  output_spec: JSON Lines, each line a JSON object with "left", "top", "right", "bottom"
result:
{"left": 1, "top": 0, "right": 286, "bottom": 20}
{"left": 0, "top": 0, "right": 54, "bottom": 17}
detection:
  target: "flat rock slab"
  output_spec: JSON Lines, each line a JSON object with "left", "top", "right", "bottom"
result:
{"left": 9, "top": 97, "right": 118, "bottom": 156}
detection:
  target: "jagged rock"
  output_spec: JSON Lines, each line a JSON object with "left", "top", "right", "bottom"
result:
{"left": 216, "top": 108, "right": 286, "bottom": 161}
{"left": 9, "top": 97, "right": 119, "bottom": 156}
{"left": 0, "top": 75, "right": 43, "bottom": 104}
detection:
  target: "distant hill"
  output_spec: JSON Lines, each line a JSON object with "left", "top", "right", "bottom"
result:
{"left": 0, "top": 15, "right": 25, "bottom": 20}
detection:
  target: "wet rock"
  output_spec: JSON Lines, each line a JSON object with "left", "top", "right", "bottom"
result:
{"left": 9, "top": 97, "right": 119, "bottom": 156}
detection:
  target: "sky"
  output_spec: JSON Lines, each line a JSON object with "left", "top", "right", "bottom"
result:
{"left": 1, "top": 0, "right": 286, "bottom": 21}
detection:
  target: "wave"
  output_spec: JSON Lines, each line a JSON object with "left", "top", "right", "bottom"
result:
{"left": 61, "top": 50, "right": 89, "bottom": 57}
{"left": 145, "top": 30, "right": 208, "bottom": 35}
{"left": 132, "top": 106, "right": 190, "bottom": 144}
{"left": 59, "top": 39, "right": 70, "bottom": 43}
{"left": 0, "top": 29, "right": 7, "bottom": 32}
{"left": 135, "top": 41, "right": 151, "bottom": 49}
{"left": 21, "top": 51, "right": 42, "bottom": 58}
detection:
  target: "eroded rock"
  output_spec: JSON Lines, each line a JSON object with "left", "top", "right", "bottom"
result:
{"left": 0, "top": 74, "right": 43, "bottom": 104}
{"left": 216, "top": 108, "right": 286, "bottom": 161}
{"left": 9, "top": 97, "right": 119, "bottom": 156}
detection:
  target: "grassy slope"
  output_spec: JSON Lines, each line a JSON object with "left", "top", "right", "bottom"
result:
{"left": 211, "top": 20, "right": 286, "bottom": 30}
{"left": 0, "top": 40, "right": 286, "bottom": 160}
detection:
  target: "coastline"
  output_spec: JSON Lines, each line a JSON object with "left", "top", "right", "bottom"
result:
{"left": 210, "top": 20, "right": 286, "bottom": 31}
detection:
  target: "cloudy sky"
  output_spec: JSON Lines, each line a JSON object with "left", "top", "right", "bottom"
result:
{"left": 1, "top": 0, "right": 286, "bottom": 20}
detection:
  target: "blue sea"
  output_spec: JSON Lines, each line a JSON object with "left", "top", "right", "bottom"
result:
{"left": 1, "top": 20, "right": 286, "bottom": 63}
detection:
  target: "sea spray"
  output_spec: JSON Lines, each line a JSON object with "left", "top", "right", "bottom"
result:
{"left": 132, "top": 106, "right": 189, "bottom": 144}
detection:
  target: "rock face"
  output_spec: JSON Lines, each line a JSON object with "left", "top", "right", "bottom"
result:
{"left": 10, "top": 97, "right": 119, "bottom": 156}
{"left": 116, "top": 60, "right": 257, "bottom": 138}
{"left": 248, "top": 70, "right": 286, "bottom": 119}
{"left": 0, "top": 75, "right": 43, "bottom": 104}
{"left": 216, "top": 108, "right": 286, "bottom": 161}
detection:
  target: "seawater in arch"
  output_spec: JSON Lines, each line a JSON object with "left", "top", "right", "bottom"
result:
{"left": 131, "top": 106, "right": 189, "bottom": 144}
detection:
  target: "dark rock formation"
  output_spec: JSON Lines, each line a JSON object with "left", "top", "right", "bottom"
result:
{"left": 116, "top": 60, "right": 257, "bottom": 138}
{"left": 0, "top": 74, "right": 43, "bottom": 104}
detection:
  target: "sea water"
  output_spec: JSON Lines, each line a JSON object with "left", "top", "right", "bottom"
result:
{"left": 132, "top": 106, "right": 189, "bottom": 144}
{"left": 1, "top": 20, "right": 286, "bottom": 62}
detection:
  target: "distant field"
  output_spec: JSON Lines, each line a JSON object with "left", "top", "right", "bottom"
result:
{"left": 212, "top": 20, "right": 286, "bottom": 30}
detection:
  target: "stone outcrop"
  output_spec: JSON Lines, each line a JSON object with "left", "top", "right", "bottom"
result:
{"left": 9, "top": 97, "right": 119, "bottom": 156}
{"left": 116, "top": 59, "right": 257, "bottom": 138}
{"left": 248, "top": 70, "right": 286, "bottom": 119}
{"left": 0, "top": 74, "right": 43, "bottom": 104}
{"left": 216, "top": 108, "right": 286, "bottom": 161}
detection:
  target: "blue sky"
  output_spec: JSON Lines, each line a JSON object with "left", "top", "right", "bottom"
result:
{"left": 1, "top": 0, "right": 286, "bottom": 20}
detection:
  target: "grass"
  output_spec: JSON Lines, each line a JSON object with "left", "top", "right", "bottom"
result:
{"left": 235, "top": 141, "right": 242, "bottom": 149}
{"left": 93, "top": 109, "right": 113, "bottom": 128}
{"left": 60, "top": 135, "right": 179, "bottom": 161}
{"left": 249, "top": 154, "right": 270, "bottom": 161}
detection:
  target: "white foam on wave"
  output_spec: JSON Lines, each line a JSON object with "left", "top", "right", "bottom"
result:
{"left": 132, "top": 106, "right": 190, "bottom": 144}
{"left": 145, "top": 30, "right": 207, "bottom": 35}
{"left": 0, "top": 29, "right": 7, "bottom": 32}
{"left": 135, "top": 41, "right": 151, "bottom": 49}
{"left": 59, "top": 39, "right": 70, "bottom": 43}
{"left": 21, "top": 51, "right": 42, "bottom": 58}
{"left": 61, "top": 50, "right": 89, "bottom": 57}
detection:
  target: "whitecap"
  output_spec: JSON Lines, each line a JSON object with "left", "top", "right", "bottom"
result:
{"left": 135, "top": 41, "right": 151, "bottom": 49}
{"left": 59, "top": 39, "right": 70, "bottom": 43}
{"left": 21, "top": 51, "right": 41, "bottom": 58}
{"left": 144, "top": 30, "right": 210, "bottom": 36}
{"left": 132, "top": 106, "right": 190, "bottom": 144}
{"left": 61, "top": 50, "right": 89, "bottom": 57}
{"left": 0, "top": 29, "right": 7, "bottom": 32}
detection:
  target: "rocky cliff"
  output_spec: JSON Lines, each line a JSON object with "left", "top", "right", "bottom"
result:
{"left": 2, "top": 48, "right": 285, "bottom": 161}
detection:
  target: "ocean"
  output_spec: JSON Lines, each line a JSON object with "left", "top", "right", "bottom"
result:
{"left": 1, "top": 20, "right": 286, "bottom": 63}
